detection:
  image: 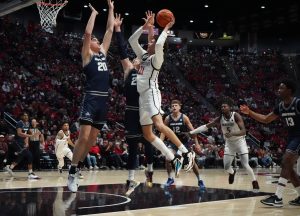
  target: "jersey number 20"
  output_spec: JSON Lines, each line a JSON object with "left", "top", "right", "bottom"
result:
{"left": 98, "top": 62, "right": 107, "bottom": 71}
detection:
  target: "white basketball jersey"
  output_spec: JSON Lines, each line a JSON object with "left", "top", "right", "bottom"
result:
{"left": 137, "top": 55, "right": 160, "bottom": 93}
{"left": 220, "top": 112, "right": 245, "bottom": 142}
{"left": 55, "top": 130, "right": 70, "bottom": 147}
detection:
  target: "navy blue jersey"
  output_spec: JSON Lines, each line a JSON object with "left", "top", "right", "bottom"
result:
{"left": 15, "top": 120, "right": 30, "bottom": 146}
{"left": 124, "top": 69, "right": 139, "bottom": 108}
{"left": 83, "top": 52, "right": 109, "bottom": 95}
{"left": 273, "top": 97, "right": 300, "bottom": 137}
{"left": 168, "top": 113, "right": 189, "bottom": 143}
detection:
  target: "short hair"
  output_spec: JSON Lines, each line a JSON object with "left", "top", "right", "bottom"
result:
{"left": 62, "top": 122, "right": 69, "bottom": 127}
{"left": 219, "top": 97, "right": 234, "bottom": 108}
{"left": 171, "top": 100, "right": 182, "bottom": 106}
{"left": 279, "top": 79, "right": 297, "bottom": 95}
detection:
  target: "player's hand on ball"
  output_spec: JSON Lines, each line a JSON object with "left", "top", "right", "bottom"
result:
{"left": 164, "top": 18, "right": 175, "bottom": 30}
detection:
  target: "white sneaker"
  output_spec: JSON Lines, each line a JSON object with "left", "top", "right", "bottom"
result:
{"left": 89, "top": 166, "right": 93, "bottom": 170}
{"left": 28, "top": 173, "right": 39, "bottom": 179}
{"left": 5, "top": 166, "right": 14, "bottom": 177}
{"left": 125, "top": 180, "right": 140, "bottom": 196}
{"left": 184, "top": 151, "right": 195, "bottom": 172}
{"left": 94, "top": 165, "right": 99, "bottom": 170}
{"left": 67, "top": 173, "right": 78, "bottom": 192}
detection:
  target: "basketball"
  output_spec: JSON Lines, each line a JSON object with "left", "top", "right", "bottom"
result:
{"left": 156, "top": 9, "right": 174, "bottom": 28}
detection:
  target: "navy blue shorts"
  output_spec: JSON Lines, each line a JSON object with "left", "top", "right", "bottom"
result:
{"left": 79, "top": 94, "right": 108, "bottom": 130}
{"left": 125, "top": 109, "right": 142, "bottom": 137}
{"left": 286, "top": 136, "right": 300, "bottom": 155}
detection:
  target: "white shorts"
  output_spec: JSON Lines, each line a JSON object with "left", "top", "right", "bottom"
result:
{"left": 224, "top": 138, "right": 248, "bottom": 156}
{"left": 55, "top": 140, "right": 72, "bottom": 158}
{"left": 139, "top": 89, "right": 164, "bottom": 126}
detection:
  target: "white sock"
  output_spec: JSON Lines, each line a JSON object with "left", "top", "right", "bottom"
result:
{"left": 147, "top": 164, "right": 153, "bottom": 172}
{"left": 275, "top": 177, "right": 288, "bottom": 199}
{"left": 178, "top": 144, "right": 188, "bottom": 153}
{"left": 151, "top": 137, "right": 175, "bottom": 161}
{"left": 29, "top": 169, "right": 33, "bottom": 173}
{"left": 128, "top": 170, "right": 135, "bottom": 181}
{"left": 9, "top": 164, "right": 15, "bottom": 170}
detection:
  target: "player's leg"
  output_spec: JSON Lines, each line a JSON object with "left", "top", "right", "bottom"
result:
{"left": 125, "top": 136, "right": 140, "bottom": 196}
{"left": 144, "top": 138, "right": 154, "bottom": 187}
{"left": 25, "top": 149, "right": 39, "bottom": 179}
{"left": 142, "top": 125, "right": 175, "bottom": 161}
{"left": 192, "top": 161, "right": 205, "bottom": 190}
{"left": 239, "top": 153, "right": 259, "bottom": 191}
{"left": 261, "top": 137, "right": 300, "bottom": 207}
{"left": 152, "top": 114, "right": 188, "bottom": 154}
{"left": 223, "top": 145, "right": 236, "bottom": 184}
{"left": 165, "top": 144, "right": 176, "bottom": 187}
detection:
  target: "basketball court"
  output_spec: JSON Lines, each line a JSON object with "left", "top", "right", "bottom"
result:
{"left": 0, "top": 168, "right": 299, "bottom": 215}
{"left": 0, "top": 0, "right": 299, "bottom": 215}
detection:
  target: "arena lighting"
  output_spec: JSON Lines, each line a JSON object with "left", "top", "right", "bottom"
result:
{"left": 103, "top": 8, "right": 107, "bottom": 11}
{"left": 190, "top": 20, "right": 194, "bottom": 23}
{"left": 84, "top": 5, "right": 88, "bottom": 8}
{"left": 204, "top": 4, "right": 209, "bottom": 8}
{"left": 261, "top": 5, "right": 265, "bottom": 9}
{"left": 210, "top": 20, "right": 213, "bottom": 23}
{"left": 124, "top": 12, "right": 129, "bottom": 16}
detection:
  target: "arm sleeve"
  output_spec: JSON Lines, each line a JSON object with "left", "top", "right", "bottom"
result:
{"left": 115, "top": 32, "right": 128, "bottom": 60}
{"left": 152, "top": 31, "right": 168, "bottom": 70}
{"left": 128, "top": 26, "right": 147, "bottom": 59}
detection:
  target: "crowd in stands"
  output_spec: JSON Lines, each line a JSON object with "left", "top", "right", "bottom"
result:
{"left": 0, "top": 16, "right": 290, "bottom": 171}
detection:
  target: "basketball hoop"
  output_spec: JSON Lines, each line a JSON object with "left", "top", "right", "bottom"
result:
{"left": 36, "top": 0, "right": 68, "bottom": 33}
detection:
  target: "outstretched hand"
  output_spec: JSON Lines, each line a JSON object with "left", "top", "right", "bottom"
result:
{"left": 114, "top": 13, "right": 123, "bottom": 30}
{"left": 240, "top": 105, "right": 250, "bottom": 115}
{"left": 89, "top": 3, "right": 98, "bottom": 15}
{"left": 142, "top": 10, "right": 155, "bottom": 29}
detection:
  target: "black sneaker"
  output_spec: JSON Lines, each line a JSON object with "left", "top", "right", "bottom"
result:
{"left": 288, "top": 196, "right": 300, "bottom": 206}
{"left": 260, "top": 194, "right": 283, "bottom": 207}
{"left": 145, "top": 170, "right": 153, "bottom": 187}
{"left": 228, "top": 169, "right": 236, "bottom": 184}
{"left": 252, "top": 180, "right": 260, "bottom": 192}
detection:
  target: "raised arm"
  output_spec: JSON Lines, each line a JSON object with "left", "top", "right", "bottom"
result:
{"left": 82, "top": 4, "right": 98, "bottom": 61}
{"left": 128, "top": 12, "right": 155, "bottom": 59}
{"left": 101, "top": 0, "right": 115, "bottom": 56}
{"left": 152, "top": 18, "right": 175, "bottom": 69}
{"left": 114, "top": 13, "right": 133, "bottom": 79}
{"left": 240, "top": 104, "right": 278, "bottom": 124}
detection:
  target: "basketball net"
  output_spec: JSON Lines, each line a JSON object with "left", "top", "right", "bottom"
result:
{"left": 36, "top": 0, "right": 68, "bottom": 33}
